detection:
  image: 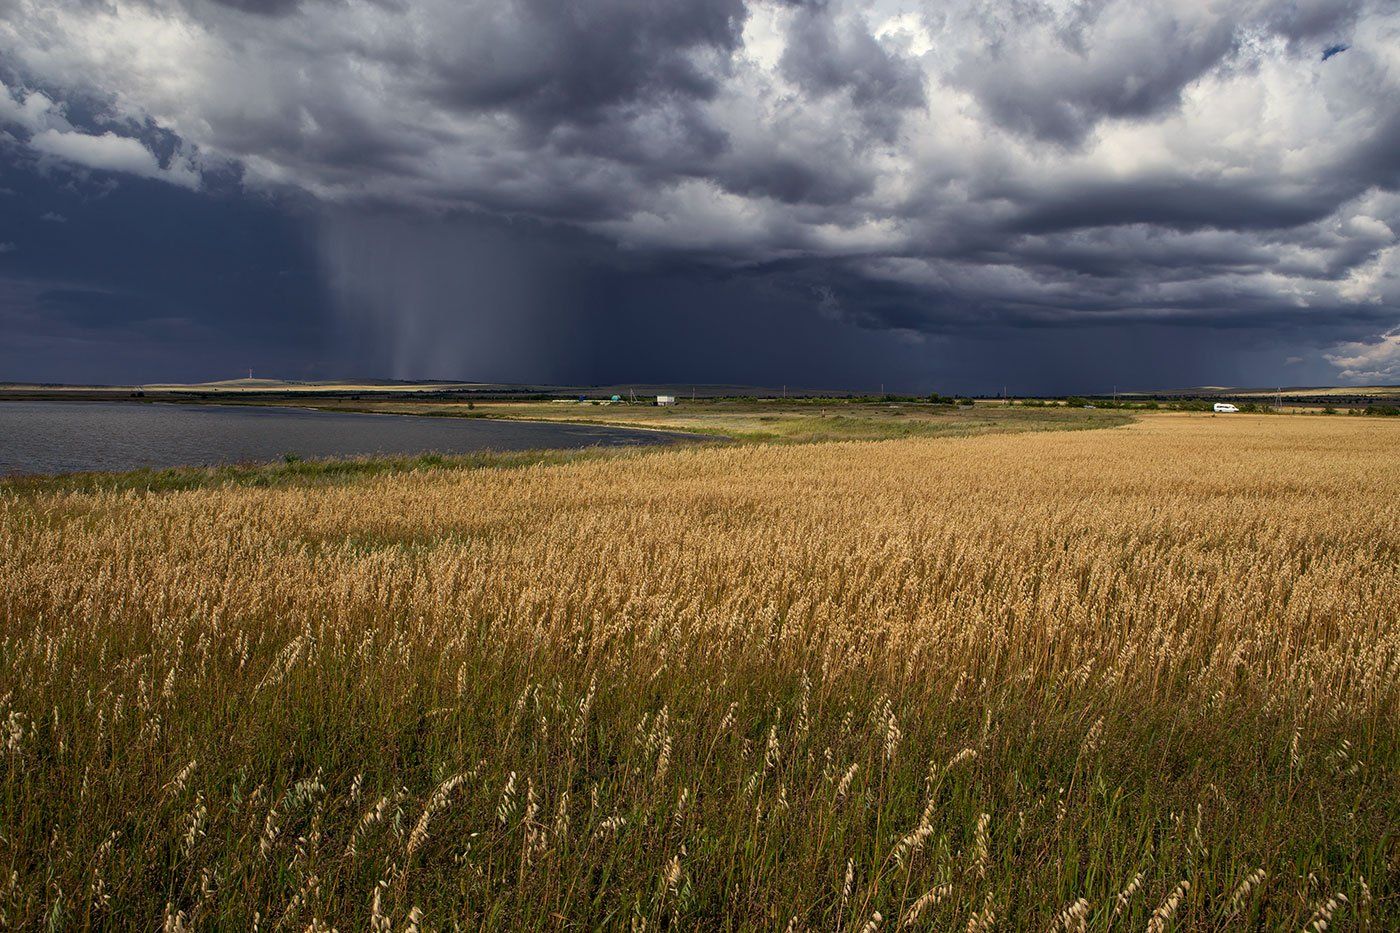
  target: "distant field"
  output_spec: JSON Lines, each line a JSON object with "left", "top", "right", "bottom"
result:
{"left": 1, "top": 413, "right": 1395, "bottom": 928}
{"left": 1130, "top": 385, "right": 1400, "bottom": 399}
{"left": 259, "top": 398, "right": 1134, "bottom": 444}
{"left": 1236, "top": 385, "right": 1400, "bottom": 398}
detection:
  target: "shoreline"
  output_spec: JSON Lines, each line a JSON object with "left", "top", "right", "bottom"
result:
{"left": 0, "top": 399, "right": 714, "bottom": 482}
{"left": 0, "top": 394, "right": 726, "bottom": 440}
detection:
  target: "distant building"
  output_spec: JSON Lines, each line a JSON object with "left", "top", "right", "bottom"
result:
{"left": 656, "top": 395, "right": 676, "bottom": 406}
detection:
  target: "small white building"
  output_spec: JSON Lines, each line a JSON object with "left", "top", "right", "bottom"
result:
{"left": 656, "top": 395, "right": 676, "bottom": 406}
{"left": 1213, "top": 402, "right": 1239, "bottom": 413}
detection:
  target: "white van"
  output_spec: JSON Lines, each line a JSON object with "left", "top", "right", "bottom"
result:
{"left": 1213, "top": 403, "right": 1239, "bottom": 413}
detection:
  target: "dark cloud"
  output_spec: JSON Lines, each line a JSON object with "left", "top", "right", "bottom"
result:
{"left": 780, "top": 4, "right": 925, "bottom": 139}
{"left": 427, "top": 0, "right": 747, "bottom": 127}
{"left": 205, "top": 0, "right": 306, "bottom": 15}
{"left": 1008, "top": 178, "right": 1342, "bottom": 235}
{"left": 0, "top": 0, "right": 1396, "bottom": 390}
{"left": 713, "top": 151, "right": 874, "bottom": 206}
{"left": 1347, "top": 109, "right": 1400, "bottom": 191}
{"left": 0, "top": 158, "right": 330, "bottom": 382}
{"left": 1267, "top": 0, "right": 1362, "bottom": 43}
{"left": 37, "top": 288, "right": 181, "bottom": 330}
{"left": 951, "top": 3, "right": 1239, "bottom": 144}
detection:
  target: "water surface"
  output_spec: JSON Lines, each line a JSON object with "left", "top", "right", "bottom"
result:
{"left": 0, "top": 401, "right": 691, "bottom": 475}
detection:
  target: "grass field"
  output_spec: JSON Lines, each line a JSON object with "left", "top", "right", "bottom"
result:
{"left": 1234, "top": 386, "right": 1400, "bottom": 399}
{"left": 1, "top": 413, "right": 1396, "bottom": 929}
{"left": 225, "top": 397, "right": 1135, "bottom": 444}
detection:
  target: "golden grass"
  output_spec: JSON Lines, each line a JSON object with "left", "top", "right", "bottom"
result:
{"left": 0, "top": 413, "right": 1396, "bottom": 928}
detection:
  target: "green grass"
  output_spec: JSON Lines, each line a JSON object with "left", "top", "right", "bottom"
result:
{"left": 204, "top": 397, "right": 1137, "bottom": 443}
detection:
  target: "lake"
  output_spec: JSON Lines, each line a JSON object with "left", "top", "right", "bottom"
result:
{"left": 0, "top": 401, "right": 695, "bottom": 475}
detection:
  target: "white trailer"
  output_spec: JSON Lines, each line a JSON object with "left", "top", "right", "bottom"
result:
{"left": 1213, "top": 403, "right": 1239, "bottom": 413}
{"left": 656, "top": 395, "right": 676, "bottom": 406}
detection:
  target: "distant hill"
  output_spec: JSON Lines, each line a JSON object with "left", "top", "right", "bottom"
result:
{"left": 140, "top": 378, "right": 489, "bottom": 391}
{"left": 1138, "top": 385, "right": 1399, "bottom": 399}
{"left": 0, "top": 379, "right": 857, "bottom": 399}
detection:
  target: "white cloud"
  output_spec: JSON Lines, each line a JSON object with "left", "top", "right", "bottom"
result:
{"left": 1325, "top": 328, "right": 1400, "bottom": 382}
{"left": 0, "top": 81, "right": 67, "bottom": 134}
{"left": 29, "top": 129, "right": 199, "bottom": 189}
{"left": 0, "top": 242, "right": 15, "bottom": 253}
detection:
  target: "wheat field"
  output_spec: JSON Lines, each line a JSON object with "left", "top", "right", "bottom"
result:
{"left": 1, "top": 413, "right": 1396, "bottom": 929}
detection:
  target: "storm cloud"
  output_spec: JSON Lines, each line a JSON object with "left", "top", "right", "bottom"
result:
{"left": 0, "top": 0, "right": 1397, "bottom": 388}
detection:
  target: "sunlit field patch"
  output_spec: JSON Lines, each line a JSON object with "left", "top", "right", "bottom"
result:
{"left": 1, "top": 414, "right": 1396, "bottom": 928}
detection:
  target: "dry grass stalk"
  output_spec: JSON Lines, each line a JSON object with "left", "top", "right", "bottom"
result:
{"left": 0, "top": 415, "right": 1394, "bottom": 927}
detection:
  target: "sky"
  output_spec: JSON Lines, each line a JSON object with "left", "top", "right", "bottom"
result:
{"left": 1, "top": 0, "right": 1398, "bottom": 394}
